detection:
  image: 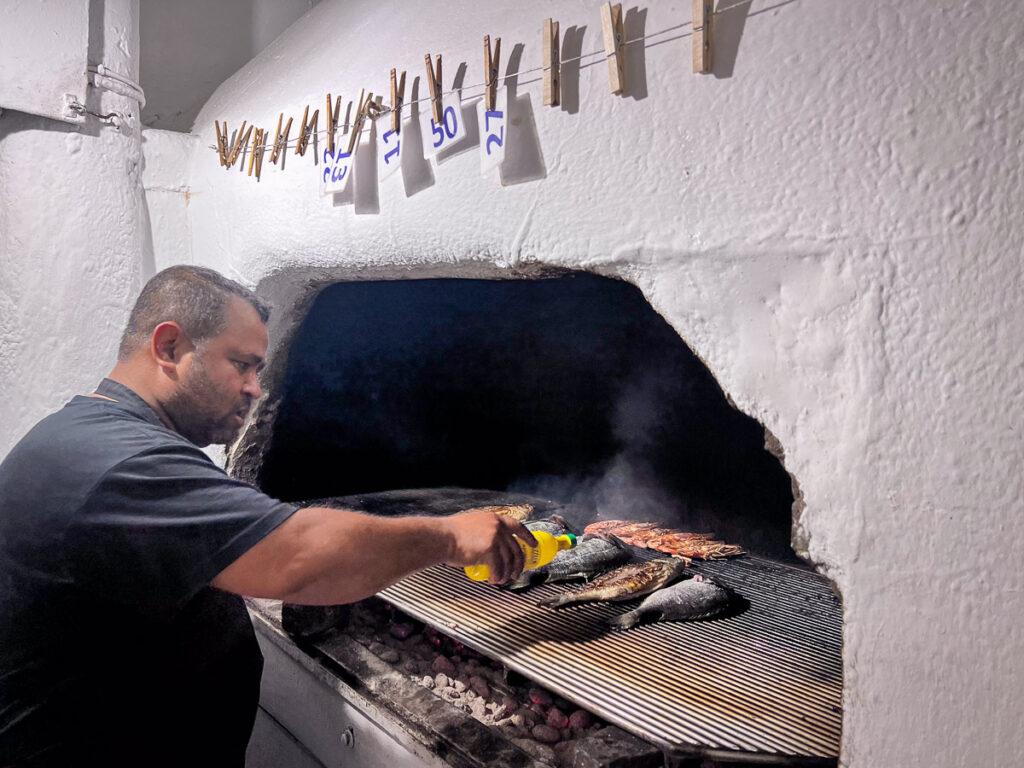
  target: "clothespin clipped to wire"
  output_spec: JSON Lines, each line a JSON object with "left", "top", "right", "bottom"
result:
{"left": 247, "top": 128, "right": 263, "bottom": 177}
{"left": 228, "top": 122, "right": 252, "bottom": 167}
{"left": 600, "top": 2, "right": 626, "bottom": 95}
{"left": 484, "top": 35, "right": 501, "bottom": 112}
{"left": 390, "top": 68, "right": 406, "bottom": 134}
{"left": 346, "top": 89, "right": 378, "bottom": 155}
{"left": 326, "top": 94, "right": 342, "bottom": 154}
{"left": 692, "top": 0, "right": 713, "bottom": 74}
{"left": 214, "top": 121, "right": 228, "bottom": 166}
{"left": 542, "top": 20, "right": 560, "bottom": 107}
{"left": 254, "top": 128, "right": 267, "bottom": 180}
{"left": 424, "top": 53, "right": 443, "bottom": 124}
{"left": 296, "top": 105, "right": 320, "bottom": 158}
{"left": 270, "top": 114, "right": 292, "bottom": 165}
{"left": 222, "top": 121, "right": 242, "bottom": 167}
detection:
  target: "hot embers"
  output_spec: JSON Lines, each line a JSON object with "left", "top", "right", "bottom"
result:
{"left": 345, "top": 596, "right": 610, "bottom": 766}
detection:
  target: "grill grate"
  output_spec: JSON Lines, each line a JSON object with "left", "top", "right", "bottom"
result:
{"left": 380, "top": 553, "right": 842, "bottom": 762}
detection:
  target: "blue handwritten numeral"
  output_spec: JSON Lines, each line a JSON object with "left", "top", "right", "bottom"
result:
{"left": 322, "top": 147, "right": 350, "bottom": 185}
{"left": 382, "top": 130, "right": 400, "bottom": 164}
{"left": 443, "top": 106, "right": 458, "bottom": 139}
{"left": 484, "top": 110, "right": 504, "bottom": 155}
{"left": 331, "top": 158, "right": 349, "bottom": 183}
{"left": 431, "top": 106, "right": 459, "bottom": 148}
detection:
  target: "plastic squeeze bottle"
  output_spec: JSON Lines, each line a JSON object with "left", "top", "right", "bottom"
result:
{"left": 464, "top": 531, "right": 577, "bottom": 582}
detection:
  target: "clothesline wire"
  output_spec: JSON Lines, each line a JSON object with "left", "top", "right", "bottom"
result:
{"left": 213, "top": 19, "right": 696, "bottom": 155}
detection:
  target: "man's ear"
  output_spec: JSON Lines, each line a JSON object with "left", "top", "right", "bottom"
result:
{"left": 151, "top": 322, "right": 193, "bottom": 374}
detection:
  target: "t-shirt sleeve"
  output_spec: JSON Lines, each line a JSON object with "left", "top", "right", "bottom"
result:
{"left": 65, "top": 442, "right": 298, "bottom": 621}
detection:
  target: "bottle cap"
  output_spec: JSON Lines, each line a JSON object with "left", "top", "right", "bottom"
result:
{"left": 562, "top": 533, "right": 577, "bottom": 547}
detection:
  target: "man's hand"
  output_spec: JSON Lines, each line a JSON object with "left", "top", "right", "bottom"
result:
{"left": 443, "top": 511, "right": 538, "bottom": 584}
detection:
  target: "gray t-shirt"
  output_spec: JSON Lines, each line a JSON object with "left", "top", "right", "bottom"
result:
{"left": 0, "top": 379, "right": 297, "bottom": 767}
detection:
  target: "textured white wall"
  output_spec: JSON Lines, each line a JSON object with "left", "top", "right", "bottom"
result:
{"left": 141, "top": 128, "right": 196, "bottom": 276}
{"left": 185, "top": 1, "right": 1024, "bottom": 765}
{"left": 0, "top": 0, "right": 89, "bottom": 123}
{"left": 0, "top": 0, "right": 144, "bottom": 458}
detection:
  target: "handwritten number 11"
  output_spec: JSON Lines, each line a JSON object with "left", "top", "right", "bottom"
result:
{"left": 382, "top": 130, "right": 400, "bottom": 164}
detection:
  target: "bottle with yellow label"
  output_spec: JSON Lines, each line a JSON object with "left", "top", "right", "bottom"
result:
{"left": 464, "top": 531, "right": 577, "bottom": 582}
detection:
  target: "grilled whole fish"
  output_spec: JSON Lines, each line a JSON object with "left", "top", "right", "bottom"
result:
{"left": 508, "top": 533, "right": 632, "bottom": 591}
{"left": 523, "top": 514, "right": 574, "bottom": 537}
{"left": 537, "top": 557, "right": 688, "bottom": 608}
{"left": 609, "top": 575, "right": 733, "bottom": 630}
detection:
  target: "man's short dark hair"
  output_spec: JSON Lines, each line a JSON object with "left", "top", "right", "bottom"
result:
{"left": 118, "top": 265, "right": 271, "bottom": 360}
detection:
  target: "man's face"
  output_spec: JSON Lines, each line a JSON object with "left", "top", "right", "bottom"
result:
{"left": 164, "top": 297, "right": 268, "bottom": 446}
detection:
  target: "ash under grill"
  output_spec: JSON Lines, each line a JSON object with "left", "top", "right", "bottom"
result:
{"left": 314, "top": 489, "right": 842, "bottom": 764}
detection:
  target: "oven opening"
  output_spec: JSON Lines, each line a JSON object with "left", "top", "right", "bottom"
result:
{"left": 239, "top": 271, "right": 842, "bottom": 766}
{"left": 254, "top": 272, "right": 797, "bottom": 562}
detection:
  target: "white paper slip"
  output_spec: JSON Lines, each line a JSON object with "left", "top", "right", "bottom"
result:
{"left": 477, "top": 88, "right": 508, "bottom": 174}
{"left": 420, "top": 93, "right": 468, "bottom": 159}
{"left": 376, "top": 117, "right": 403, "bottom": 183}
{"left": 321, "top": 144, "right": 354, "bottom": 196}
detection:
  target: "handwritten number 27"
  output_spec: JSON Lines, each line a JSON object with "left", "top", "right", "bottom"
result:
{"left": 382, "top": 131, "right": 400, "bottom": 164}
{"left": 484, "top": 110, "right": 504, "bottom": 155}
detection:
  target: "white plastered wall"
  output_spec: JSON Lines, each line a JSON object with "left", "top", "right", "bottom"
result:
{"left": 184, "top": 1, "right": 1024, "bottom": 766}
{"left": 0, "top": 0, "right": 144, "bottom": 457}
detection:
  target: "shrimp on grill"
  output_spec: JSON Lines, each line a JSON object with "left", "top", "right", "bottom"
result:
{"left": 583, "top": 520, "right": 744, "bottom": 560}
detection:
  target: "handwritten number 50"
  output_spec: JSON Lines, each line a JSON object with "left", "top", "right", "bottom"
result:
{"left": 431, "top": 106, "right": 458, "bottom": 148}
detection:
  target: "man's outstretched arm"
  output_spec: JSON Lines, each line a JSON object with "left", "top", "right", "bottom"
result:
{"left": 212, "top": 506, "right": 536, "bottom": 604}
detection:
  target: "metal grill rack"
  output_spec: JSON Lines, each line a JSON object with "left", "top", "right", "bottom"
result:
{"left": 380, "top": 553, "right": 842, "bottom": 763}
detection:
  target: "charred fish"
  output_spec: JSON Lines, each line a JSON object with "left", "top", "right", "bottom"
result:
{"left": 609, "top": 574, "right": 733, "bottom": 630}
{"left": 537, "top": 557, "right": 688, "bottom": 609}
{"left": 508, "top": 533, "right": 632, "bottom": 591}
{"left": 522, "top": 515, "right": 574, "bottom": 537}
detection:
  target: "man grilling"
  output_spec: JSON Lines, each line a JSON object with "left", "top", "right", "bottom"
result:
{"left": 0, "top": 265, "right": 535, "bottom": 767}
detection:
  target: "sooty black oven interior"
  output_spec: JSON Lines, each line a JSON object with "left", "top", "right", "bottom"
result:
{"left": 254, "top": 273, "right": 796, "bottom": 560}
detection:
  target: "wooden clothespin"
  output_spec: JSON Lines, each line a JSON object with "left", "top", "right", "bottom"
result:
{"left": 247, "top": 128, "right": 262, "bottom": 176}
{"left": 326, "top": 94, "right": 342, "bottom": 154}
{"left": 228, "top": 123, "right": 252, "bottom": 167}
{"left": 214, "top": 121, "right": 228, "bottom": 166}
{"left": 346, "top": 89, "right": 374, "bottom": 155}
{"left": 254, "top": 128, "right": 267, "bottom": 180}
{"left": 270, "top": 115, "right": 292, "bottom": 164}
{"left": 484, "top": 35, "right": 501, "bottom": 112}
{"left": 390, "top": 68, "right": 406, "bottom": 133}
{"left": 542, "top": 21, "right": 559, "bottom": 107}
{"left": 424, "top": 53, "right": 443, "bottom": 124}
{"left": 223, "top": 121, "right": 241, "bottom": 167}
{"left": 692, "top": 0, "right": 713, "bottom": 74}
{"left": 269, "top": 114, "right": 282, "bottom": 163}
{"left": 296, "top": 105, "right": 319, "bottom": 157}
{"left": 600, "top": 2, "right": 626, "bottom": 95}
{"left": 294, "top": 106, "right": 308, "bottom": 156}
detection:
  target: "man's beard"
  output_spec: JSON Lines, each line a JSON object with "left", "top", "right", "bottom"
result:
{"left": 163, "top": 354, "right": 251, "bottom": 447}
